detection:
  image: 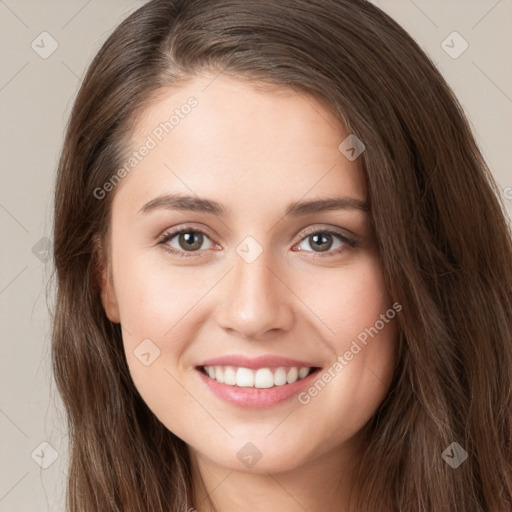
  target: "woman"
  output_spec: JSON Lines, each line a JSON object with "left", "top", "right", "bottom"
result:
{"left": 51, "top": 0, "right": 512, "bottom": 510}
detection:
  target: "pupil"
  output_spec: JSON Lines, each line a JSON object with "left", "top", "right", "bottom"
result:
{"left": 180, "top": 232, "right": 202, "bottom": 250}
{"left": 311, "top": 233, "right": 332, "bottom": 252}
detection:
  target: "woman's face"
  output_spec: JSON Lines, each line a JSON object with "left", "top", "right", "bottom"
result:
{"left": 100, "top": 74, "right": 398, "bottom": 474}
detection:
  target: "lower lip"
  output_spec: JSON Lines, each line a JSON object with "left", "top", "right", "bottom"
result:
{"left": 195, "top": 367, "right": 321, "bottom": 409}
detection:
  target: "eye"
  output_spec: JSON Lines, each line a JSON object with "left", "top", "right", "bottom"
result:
{"left": 158, "top": 227, "right": 216, "bottom": 258}
{"left": 158, "top": 226, "right": 357, "bottom": 259}
{"left": 294, "top": 229, "right": 357, "bottom": 257}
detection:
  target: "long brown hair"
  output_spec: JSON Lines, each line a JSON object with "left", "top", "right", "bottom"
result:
{"left": 51, "top": 0, "right": 512, "bottom": 510}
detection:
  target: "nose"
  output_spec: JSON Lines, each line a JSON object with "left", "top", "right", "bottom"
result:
{"left": 215, "top": 246, "right": 295, "bottom": 340}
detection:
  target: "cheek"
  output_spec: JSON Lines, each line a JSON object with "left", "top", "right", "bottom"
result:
{"left": 115, "top": 267, "right": 199, "bottom": 430}
{"left": 295, "top": 253, "right": 394, "bottom": 345}
{"left": 111, "top": 257, "right": 185, "bottom": 395}
{"left": 293, "top": 254, "right": 398, "bottom": 418}
{"left": 114, "top": 254, "right": 196, "bottom": 339}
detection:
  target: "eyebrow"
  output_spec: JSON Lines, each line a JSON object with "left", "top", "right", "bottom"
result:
{"left": 138, "top": 193, "right": 369, "bottom": 217}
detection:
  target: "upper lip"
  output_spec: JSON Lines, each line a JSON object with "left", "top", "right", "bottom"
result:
{"left": 196, "top": 354, "right": 320, "bottom": 370}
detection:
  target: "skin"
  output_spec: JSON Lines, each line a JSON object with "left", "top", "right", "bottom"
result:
{"left": 99, "top": 74, "right": 398, "bottom": 512}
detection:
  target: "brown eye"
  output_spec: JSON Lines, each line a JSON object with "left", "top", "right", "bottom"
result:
{"left": 177, "top": 231, "right": 204, "bottom": 251}
{"left": 307, "top": 233, "right": 334, "bottom": 252}
{"left": 160, "top": 229, "right": 214, "bottom": 256}
{"left": 295, "top": 229, "right": 356, "bottom": 256}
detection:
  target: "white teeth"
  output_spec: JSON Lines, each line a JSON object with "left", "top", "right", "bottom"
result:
{"left": 274, "top": 367, "right": 288, "bottom": 386}
{"left": 236, "top": 367, "right": 254, "bottom": 387}
{"left": 254, "top": 368, "right": 274, "bottom": 389}
{"left": 202, "top": 365, "right": 313, "bottom": 388}
{"left": 298, "top": 367, "right": 310, "bottom": 379}
{"left": 215, "top": 366, "right": 224, "bottom": 383}
{"left": 286, "top": 367, "right": 298, "bottom": 384}
{"left": 224, "top": 366, "right": 236, "bottom": 385}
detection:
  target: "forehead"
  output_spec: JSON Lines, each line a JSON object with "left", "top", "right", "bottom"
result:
{"left": 113, "top": 74, "right": 366, "bottom": 214}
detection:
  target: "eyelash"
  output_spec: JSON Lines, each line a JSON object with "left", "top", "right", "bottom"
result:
{"left": 157, "top": 225, "right": 358, "bottom": 259}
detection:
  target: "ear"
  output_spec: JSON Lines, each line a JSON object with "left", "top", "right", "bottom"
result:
{"left": 92, "top": 234, "right": 120, "bottom": 324}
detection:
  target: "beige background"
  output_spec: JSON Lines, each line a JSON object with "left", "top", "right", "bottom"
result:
{"left": 0, "top": 1, "right": 511, "bottom": 510}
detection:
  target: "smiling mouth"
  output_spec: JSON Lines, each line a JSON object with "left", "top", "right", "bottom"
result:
{"left": 197, "top": 365, "right": 321, "bottom": 389}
